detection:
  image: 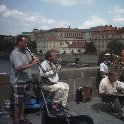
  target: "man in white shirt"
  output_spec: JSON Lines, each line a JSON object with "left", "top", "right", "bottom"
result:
{"left": 100, "top": 53, "right": 111, "bottom": 78}
{"left": 100, "top": 60, "right": 109, "bottom": 78}
{"left": 96, "top": 53, "right": 111, "bottom": 90}
{"left": 39, "top": 50, "right": 69, "bottom": 111}
{"left": 99, "top": 72, "right": 124, "bottom": 117}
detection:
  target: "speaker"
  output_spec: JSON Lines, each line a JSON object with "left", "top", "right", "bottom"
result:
{"left": 41, "top": 111, "right": 94, "bottom": 124}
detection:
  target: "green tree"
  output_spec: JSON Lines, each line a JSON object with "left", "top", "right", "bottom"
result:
{"left": 107, "top": 40, "right": 124, "bottom": 56}
{"left": 85, "top": 42, "right": 97, "bottom": 55}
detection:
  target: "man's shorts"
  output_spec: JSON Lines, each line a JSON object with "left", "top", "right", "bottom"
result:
{"left": 11, "top": 82, "right": 29, "bottom": 104}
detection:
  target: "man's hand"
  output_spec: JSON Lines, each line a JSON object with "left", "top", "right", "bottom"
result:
{"left": 117, "top": 87, "right": 122, "bottom": 93}
{"left": 46, "top": 70, "right": 55, "bottom": 76}
{"left": 30, "top": 58, "right": 39, "bottom": 66}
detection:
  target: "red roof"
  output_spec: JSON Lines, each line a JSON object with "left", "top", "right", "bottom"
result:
{"left": 67, "top": 41, "right": 85, "bottom": 48}
{"left": 90, "top": 25, "right": 118, "bottom": 35}
{"left": 47, "top": 36, "right": 58, "bottom": 41}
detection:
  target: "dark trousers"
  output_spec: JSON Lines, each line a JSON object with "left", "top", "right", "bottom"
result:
{"left": 102, "top": 95, "right": 124, "bottom": 115}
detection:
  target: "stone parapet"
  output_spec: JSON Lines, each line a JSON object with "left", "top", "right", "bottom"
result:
{"left": 0, "top": 67, "right": 99, "bottom": 102}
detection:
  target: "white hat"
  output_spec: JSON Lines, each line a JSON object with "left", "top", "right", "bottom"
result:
{"left": 105, "top": 53, "right": 110, "bottom": 56}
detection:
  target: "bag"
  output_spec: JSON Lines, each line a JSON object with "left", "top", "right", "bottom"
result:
{"left": 41, "top": 111, "right": 94, "bottom": 124}
{"left": 82, "top": 86, "right": 92, "bottom": 102}
{"left": 76, "top": 87, "right": 83, "bottom": 103}
{"left": 76, "top": 86, "right": 92, "bottom": 103}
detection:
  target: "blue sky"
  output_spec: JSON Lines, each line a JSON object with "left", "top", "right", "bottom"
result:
{"left": 0, "top": 0, "right": 124, "bottom": 35}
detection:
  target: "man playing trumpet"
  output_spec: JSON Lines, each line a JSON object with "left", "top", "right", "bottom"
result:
{"left": 39, "top": 50, "right": 69, "bottom": 111}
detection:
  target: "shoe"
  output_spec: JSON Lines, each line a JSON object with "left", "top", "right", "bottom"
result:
{"left": 19, "top": 119, "right": 32, "bottom": 124}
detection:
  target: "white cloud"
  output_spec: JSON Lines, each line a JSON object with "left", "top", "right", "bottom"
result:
{"left": 0, "top": 4, "right": 7, "bottom": 14}
{"left": 108, "top": 5, "right": 124, "bottom": 23}
{"left": 0, "top": 5, "right": 70, "bottom": 35}
{"left": 42, "top": 0, "right": 93, "bottom": 6}
{"left": 79, "top": 16, "right": 107, "bottom": 29}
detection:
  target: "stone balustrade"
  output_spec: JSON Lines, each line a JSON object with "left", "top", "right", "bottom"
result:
{"left": 0, "top": 66, "right": 99, "bottom": 104}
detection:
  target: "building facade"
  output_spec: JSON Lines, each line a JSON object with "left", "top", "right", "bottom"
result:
{"left": 32, "top": 27, "right": 86, "bottom": 54}
{"left": 28, "top": 25, "right": 124, "bottom": 54}
{"left": 89, "top": 25, "right": 124, "bottom": 53}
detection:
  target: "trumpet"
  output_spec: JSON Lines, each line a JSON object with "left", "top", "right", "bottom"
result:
{"left": 54, "top": 58, "right": 62, "bottom": 71}
{"left": 52, "top": 53, "right": 62, "bottom": 72}
{"left": 109, "top": 53, "right": 124, "bottom": 79}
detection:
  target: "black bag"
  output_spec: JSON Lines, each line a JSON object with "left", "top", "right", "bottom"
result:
{"left": 76, "top": 87, "right": 83, "bottom": 103}
{"left": 41, "top": 111, "right": 94, "bottom": 124}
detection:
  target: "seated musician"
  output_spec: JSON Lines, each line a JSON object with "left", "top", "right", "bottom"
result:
{"left": 39, "top": 50, "right": 69, "bottom": 111}
{"left": 99, "top": 72, "right": 124, "bottom": 117}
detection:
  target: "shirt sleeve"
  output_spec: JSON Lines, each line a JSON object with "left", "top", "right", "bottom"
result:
{"left": 100, "top": 63, "right": 104, "bottom": 72}
{"left": 99, "top": 81, "right": 106, "bottom": 94}
{"left": 39, "top": 62, "right": 54, "bottom": 77}
{"left": 10, "top": 51, "right": 23, "bottom": 69}
{"left": 116, "top": 80, "right": 124, "bottom": 89}
{"left": 39, "top": 63, "right": 47, "bottom": 77}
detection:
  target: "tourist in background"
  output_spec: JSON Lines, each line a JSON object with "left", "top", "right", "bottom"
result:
{"left": 96, "top": 53, "right": 111, "bottom": 90}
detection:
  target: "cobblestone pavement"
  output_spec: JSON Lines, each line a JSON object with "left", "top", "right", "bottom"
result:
{"left": 0, "top": 97, "right": 124, "bottom": 124}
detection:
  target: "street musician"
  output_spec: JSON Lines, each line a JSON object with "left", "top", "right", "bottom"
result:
{"left": 99, "top": 72, "right": 124, "bottom": 118}
{"left": 39, "top": 50, "right": 69, "bottom": 111}
{"left": 10, "top": 35, "right": 39, "bottom": 124}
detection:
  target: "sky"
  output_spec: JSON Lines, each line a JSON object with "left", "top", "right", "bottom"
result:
{"left": 0, "top": 0, "right": 124, "bottom": 35}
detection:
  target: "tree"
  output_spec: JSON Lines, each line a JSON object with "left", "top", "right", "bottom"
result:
{"left": 107, "top": 40, "right": 124, "bottom": 56}
{"left": 85, "top": 42, "right": 97, "bottom": 55}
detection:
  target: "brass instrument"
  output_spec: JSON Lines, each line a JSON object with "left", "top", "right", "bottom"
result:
{"left": 109, "top": 53, "right": 124, "bottom": 79}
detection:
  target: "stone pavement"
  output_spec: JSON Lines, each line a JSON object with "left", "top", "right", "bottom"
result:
{"left": 0, "top": 97, "right": 124, "bottom": 124}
